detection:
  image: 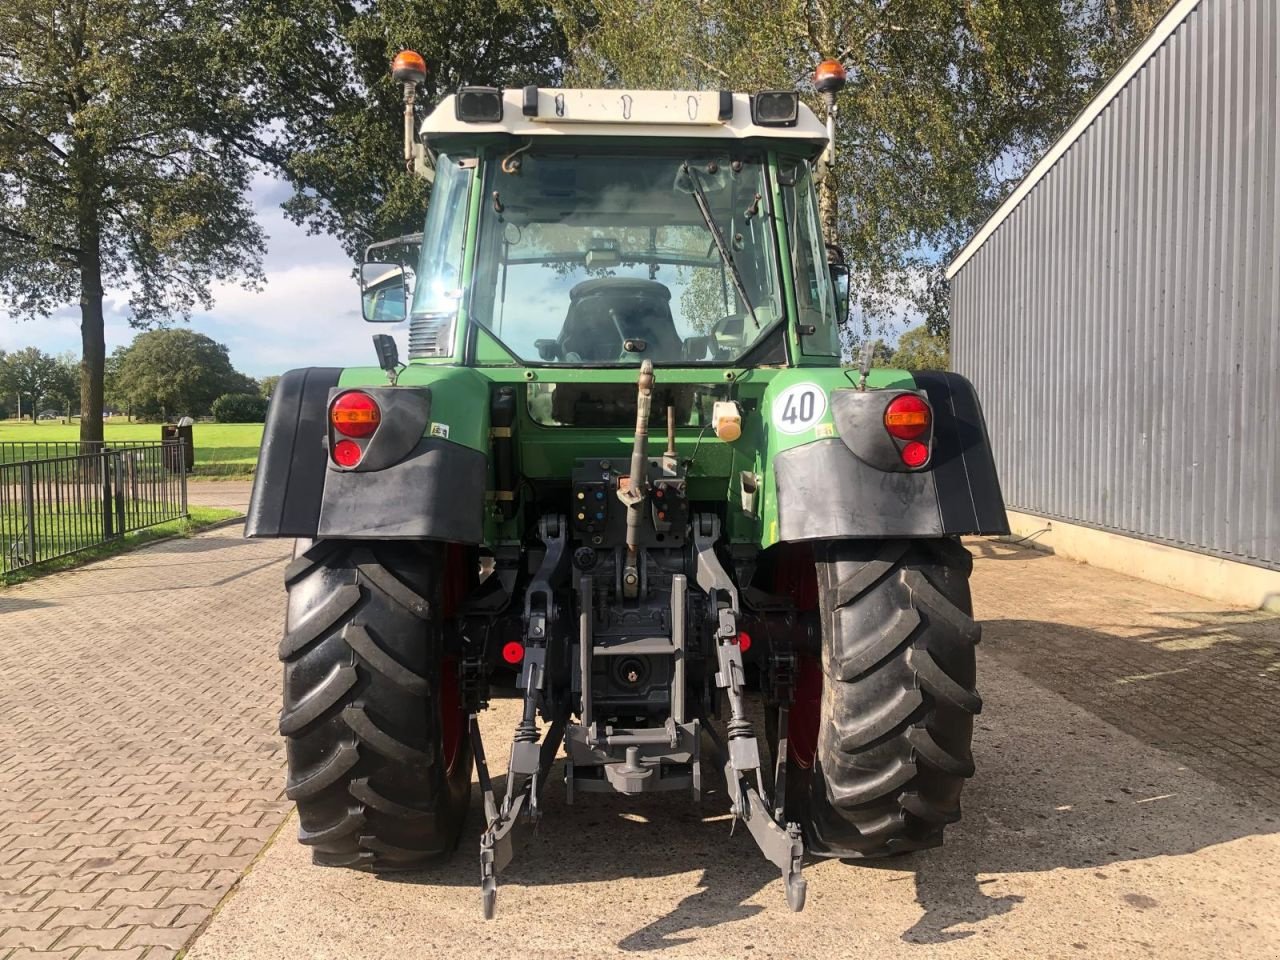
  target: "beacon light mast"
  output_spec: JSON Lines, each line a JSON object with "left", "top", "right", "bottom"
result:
{"left": 392, "top": 50, "right": 428, "bottom": 173}
{"left": 813, "top": 58, "right": 847, "bottom": 165}
{"left": 813, "top": 59, "right": 849, "bottom": 263}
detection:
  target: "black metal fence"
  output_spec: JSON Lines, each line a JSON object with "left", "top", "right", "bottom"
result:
{"left": 0, "top": 443, "right": 189, "bottom": 574}
{"left": 0, "top": 440, "right": 158, "bottom": 465}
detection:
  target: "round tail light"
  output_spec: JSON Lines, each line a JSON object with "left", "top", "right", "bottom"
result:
{"left": 501, "top": 641, "right": 524, "bottom": 665}
{"left": 331, "top": 391, "right": 381, "bottom": 438}
{"left": 332, "top": 439, "right": 363, "bottom": 467}
{"left": 884, "top": 394, "right": 930, "bottom": 440}
{"left": 900, "top": 441, "right": 930, "bottom": 469}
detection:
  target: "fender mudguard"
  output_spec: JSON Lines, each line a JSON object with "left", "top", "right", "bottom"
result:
{"left": 773, "top": 370, "right": 1008, "bottom": 541}
{"left": 245, "top": 367, "right": 486, "bottom": 542}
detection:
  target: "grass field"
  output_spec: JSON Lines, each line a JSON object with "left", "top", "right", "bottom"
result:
{"left": 0, "top": 505, "right": 241, "bottom": 585}
{"left": 0, "top": 420, "right": 262, "bottom": 477}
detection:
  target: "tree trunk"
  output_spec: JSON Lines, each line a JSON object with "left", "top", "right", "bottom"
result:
{"left": 79, "top": 250, "right": 106, "bottom": 445}
{"left": 818, "top": 156, "right": 838, "bottom": 242}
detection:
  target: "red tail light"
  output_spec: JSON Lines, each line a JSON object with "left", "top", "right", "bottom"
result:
{"left": 736, "top": 631, "right": 753, "bottom": 653}
{"left": 884, "top": 394, "right": 930, "bottom": 440}
{"left": 900, "top": 441, "right": 930, "bottom": 469}
{"left": 501, "top": 641, "right": 524, "bottom": 664}
{"left": 332, "top": 439, "right": 363, "bottom": 467}
{"left": 331, "top": 391, "right": 381, "bottom": 438}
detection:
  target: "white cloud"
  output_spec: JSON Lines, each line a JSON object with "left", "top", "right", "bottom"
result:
{"left": 0, "top": 173, "right": 412, "bottom": 376}
{"left": 195, "top": 264, "right": 408, "bottom": 375}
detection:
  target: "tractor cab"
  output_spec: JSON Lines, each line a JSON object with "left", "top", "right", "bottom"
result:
{"left": 362, "top": 86, "right": 846, "bottom": 369}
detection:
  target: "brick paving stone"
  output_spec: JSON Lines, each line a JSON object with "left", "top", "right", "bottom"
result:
{"left": 0, "top": 529, "right": 292, "bottom": 960}
{"left": 50, "top": 925, "right": 130, "bottom": 950}
{"left": 120, "top": 925, "right": 200, "bottom": 949}
{"left": 970, "top": 538, "right": 1280, "bottom": 807}
{"left": 0, "top": 930, "right": 60, "bottom": 950}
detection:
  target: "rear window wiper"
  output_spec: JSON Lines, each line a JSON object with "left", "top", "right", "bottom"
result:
{"left": 680, "top": 162, "right": 760, "bottom": 329}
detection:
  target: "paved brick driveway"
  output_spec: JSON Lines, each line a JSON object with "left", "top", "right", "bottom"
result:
{"left": 971, "top": 539, "right": 1280, "bottom": 806}
{"left": 0, "top": 528, "right": 291, "bottom": 959}
{"left": 0, "top": 502, "right": 1276, "bottom": 959}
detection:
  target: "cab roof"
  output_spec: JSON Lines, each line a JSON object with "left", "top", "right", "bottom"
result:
{"left": 419, "top": 89, "right": 829, "bottom": 156}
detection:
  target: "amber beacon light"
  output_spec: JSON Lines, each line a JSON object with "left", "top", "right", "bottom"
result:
{"left": 392, "top": 50, "right": 427, "bottom": 85}
{"left": 392, "top": 51, "right": 428, "bottom": 171}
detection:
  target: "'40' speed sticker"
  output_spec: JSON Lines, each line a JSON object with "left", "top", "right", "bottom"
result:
{"left": 772, "top": 382, "right": 828, "bottom": 435}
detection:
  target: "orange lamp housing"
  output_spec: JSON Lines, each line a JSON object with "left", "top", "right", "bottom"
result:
{"left": 813, "top": 59, "right": 847, "bottom": 95}
{"left": 331, "top": 391, "right": 381, "bottom": 439}
{"left": 392, "top": 50, "right": 428, "bottom": 85}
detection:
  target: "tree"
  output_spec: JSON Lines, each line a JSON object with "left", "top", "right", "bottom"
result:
{"left": 238, "top": 0, "right": 568, "bottom": 258}
{"left": 258, "top": 375, "right": 281, "bottom": 400}
{"left": 103, "top": 347, "right": 130, "bottom": 418}
{"left": 892, "top": 325, "right": 949, "bottom": 371}
{"left": 0, "top": 0, "right": 266, "bottom": 444}
{"left": 114, "top": 329, "right": 255, "bottom": 420}
{"left": 559, "top": 0, "right": 1174, "bottom": 340}
{"left": 49, "top": 353, "right": 80, "bottom": 418}
{"left": 0, "top": 346, "right": 60, "bottom": 421}
{"left": 212, "top": 392, "right": 269, "bottom": 423}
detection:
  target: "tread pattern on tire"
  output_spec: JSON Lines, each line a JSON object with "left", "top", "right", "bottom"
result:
{"left": 804, "top": 537, "right": 981, "bottom": 858}
{"left": 280, "top": 539, "right": 472, "bottom": 870}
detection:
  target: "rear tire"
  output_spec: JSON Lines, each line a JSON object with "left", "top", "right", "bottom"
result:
{"left": 795, "top": 538, "right": 981, "bottom": 857}
{"left": 280, "top": 539, "right": 473, "bottom": 869}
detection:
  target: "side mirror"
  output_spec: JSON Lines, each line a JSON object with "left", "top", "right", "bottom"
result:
{"left": 361, "top": 262, "right": 408, "bottom": 323}
{"left": 829, "top": 263, "right": 851, "bottom": 325}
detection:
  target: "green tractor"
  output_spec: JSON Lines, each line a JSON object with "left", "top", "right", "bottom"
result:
{"left": 247, "top": 51, "right": 1008, "bottom": 918}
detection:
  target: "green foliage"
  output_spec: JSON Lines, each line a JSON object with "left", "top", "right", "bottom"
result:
{"left": 212, "top": 392, "right": 269, "bottom": 423}
{"left": 258, "top": 375, "right": 282, "bottom": 399}
{"left": 559, "top": 0, "right": 1174, "bottom": 337}
{"left": 114, "top": 329, "right": 256, "bottom": 420}
{"left": 0, "top": 346, "right": 61, "bottom": 420}
{"left": 892, "top": 326, "right": 950, "bottom": 371}
{"left": 847, "top": 337, "right": 897, "bottom": 369}
{"left": 238, "top": 0, "right": 568, "bottom": 258}
{"left": 0, "top": 0, "right": 269, "bottom": 441}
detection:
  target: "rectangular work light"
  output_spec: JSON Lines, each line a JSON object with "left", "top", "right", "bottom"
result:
{"left": 456, "top": 86, "right": 504, "bottom": 123}
{"left": 751, "top": 91, "right": 799, "bottom": 127}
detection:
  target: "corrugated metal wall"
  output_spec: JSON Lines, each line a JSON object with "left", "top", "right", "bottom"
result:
{"left": 951, "top": 0, "right": 1279, "bottom": 570}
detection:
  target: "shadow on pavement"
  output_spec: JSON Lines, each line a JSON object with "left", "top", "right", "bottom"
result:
{"left": 0, "top": 596, "right": 58, "bottom": 612}
{"left": 375, "top": 685, "right": 1278, "bottom": 950}
{"left": 966, "top": 538, "right": 1055, "bottom": 562}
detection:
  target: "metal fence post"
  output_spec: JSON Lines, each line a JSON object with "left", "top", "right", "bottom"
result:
{"left": 21, "top": 461, "right": 36, "bottom": 565}
{"left": 113, "top": 451, "right": 126, "bottom": 536}
{"left": 179, "top": 438, "right": 188, "bottom": 517}
{"left": 101, "top": 450, "right": 114, "bottom": 540}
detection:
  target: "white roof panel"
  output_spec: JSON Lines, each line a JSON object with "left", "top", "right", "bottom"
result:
{"left": 420, "top": 89, "right": 829, "bottom": 151}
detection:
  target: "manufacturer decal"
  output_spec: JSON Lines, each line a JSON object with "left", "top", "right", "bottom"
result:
{"left": 772, "top": 383, "right": 827, "bottom": 435}
{"left": 430, "top": 422, "right": 450, "bottom": 439}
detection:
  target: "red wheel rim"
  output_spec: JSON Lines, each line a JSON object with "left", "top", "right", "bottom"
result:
{"left": 439, "top": 655, "right": 464, "bottom": 774}
{"left": 438, "top": 544, "right": 471, "bottom": 775}
{"left": 771, "top": 543, "right": 821, "bottom": 770}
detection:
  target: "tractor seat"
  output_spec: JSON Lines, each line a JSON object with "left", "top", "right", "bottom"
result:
{"left": 557, "top": 278, "right": 682, "bottom": 362}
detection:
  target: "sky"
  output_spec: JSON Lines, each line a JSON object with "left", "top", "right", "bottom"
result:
{"left": 0, "top": 173, "right": 409, "bottom": 379}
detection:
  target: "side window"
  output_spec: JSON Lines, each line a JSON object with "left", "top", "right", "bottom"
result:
{"left": 412, "top": 155, "right": 472, "bottom": 317}
{"left": 781, "top": 160, "right": 840, "bottom": 356}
